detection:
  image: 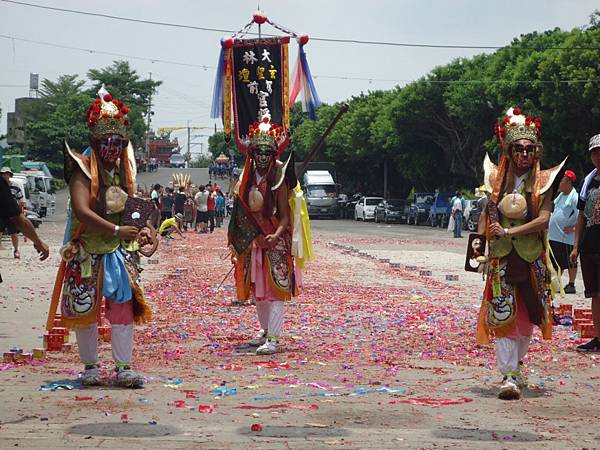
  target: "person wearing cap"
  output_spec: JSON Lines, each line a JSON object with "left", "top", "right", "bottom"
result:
{"left": 158, "top": 212, "right": 184, "bottom": 239}
{"left": 0, "top": 167, "right": 49, "bottom": 267}
{"left": 570, "top": 134, "right": 600, "bottom": 352}
{"left": 1, "top": 167, "right": 25, "bottom": 259}
{"left": 548, "top": 169, "right": 579, "bottom": 294}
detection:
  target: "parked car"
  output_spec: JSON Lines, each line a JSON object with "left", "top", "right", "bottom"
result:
{"left": 374, "top": 199, "right": 409, "bottom": 224}
{"left": 407, "top": 192, "right": 434, "bottom": 225}
{"left": 354, "top": 196, "right": 384, "bottom": 221}
{"left": 429, "top": 192, "right": 453, "bottom": 228}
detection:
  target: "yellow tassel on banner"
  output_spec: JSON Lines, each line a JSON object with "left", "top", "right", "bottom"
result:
{"left": 223, "top": 47, "right": 233, "bottom": 139}
{"left": 283, "top": 43, "right": 290, "bottom": 130}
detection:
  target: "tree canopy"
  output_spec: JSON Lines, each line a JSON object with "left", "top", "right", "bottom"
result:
{"left": 215, "top": 16, "right": 600, "bottom": 197}
{"left": 19, "top": 61, "right": 160, "bottom": 171}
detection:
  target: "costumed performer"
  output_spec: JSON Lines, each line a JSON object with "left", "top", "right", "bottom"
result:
{"left": 228, "top": 117, "right": 313, "bottom": 355}
{"left": 59, "top": 89, "right": 152, "bottom": 388}
{"left": 474, "top": 107, "right": 565, "bottom": 400}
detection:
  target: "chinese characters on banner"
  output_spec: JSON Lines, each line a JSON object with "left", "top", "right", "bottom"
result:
{"left": 231, "top": 37, "right": 289, "bottom": 147}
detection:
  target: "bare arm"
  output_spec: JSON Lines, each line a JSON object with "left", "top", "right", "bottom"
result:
{"left": 10, "top": 213, "right": 49, "bottom": 260}
{"left": 508, "top": 193, "right": 553, "bottom": 237}
{"left": 69, "top": 169, "right": 138, "bottom": 240}
{"left": 174, "top": 223, "right": 184, "bottom": 237}
{"left": 569, "top": 211, "right": 585, "bottom": 262}
{"left": 489, "top": 193, "right": 552, "bottom": 238}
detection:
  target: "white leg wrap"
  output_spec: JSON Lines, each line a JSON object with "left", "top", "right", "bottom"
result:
{"left": 111, "top": 324, "right": 134, "bottom": 366}
{"left": 495, "top": 337, "right": 519, "bottom": 375}
{"left": 75, "top": 324, "right": 98, "bottom": 365}
{"left": 268, "top": 301, "right": 284, "bottom": 338}
{"left": 256, "top": 301, "right": 270, "bottom": 331}
{"left": 517, "top": 336, "right": 531, "bottom": 361}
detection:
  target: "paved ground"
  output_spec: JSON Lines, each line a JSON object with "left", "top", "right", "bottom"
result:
{"left": 0, "top": 186, "right": 598, "bottom": 449}
{"left": 136, "top": 167, "right": 231, "bottom": 193}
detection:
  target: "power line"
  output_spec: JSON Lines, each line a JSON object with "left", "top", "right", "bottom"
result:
{"left": 0, "top": 34, "right": 216, "bottom": 70}
{"left": 1, "top": 34, "right": 598, "bottom": 85}
{"left": 2, "top": 0, "right": 599, "bottom": 51}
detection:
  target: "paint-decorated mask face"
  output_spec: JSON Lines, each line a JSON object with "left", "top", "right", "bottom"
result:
{"left": 252, "top": 144, "right": 275, "bottom": 171}
{"left": 99, "top": 134, "right": 127, "bottom": 164}
{"left": 511, "top": 139, "right": 536, "bottom": 171}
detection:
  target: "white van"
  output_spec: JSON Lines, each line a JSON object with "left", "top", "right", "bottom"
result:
{"left": 9, "top": 175, "right": 33, "bottom": 211}
{"left": 20, "top": 171, "right": 56, "bottom": 217}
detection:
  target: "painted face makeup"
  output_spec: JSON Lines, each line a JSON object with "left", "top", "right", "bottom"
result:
{"left": 511, "top": 140, "right": 536, "bottom": 171}
{"left": 99, "top": 135, "right": 126, "bottom": 163}
{"left": 253, "top": 145, "right": 275, "bottom": 171}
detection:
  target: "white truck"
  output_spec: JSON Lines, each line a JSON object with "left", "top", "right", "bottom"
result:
{"left": 18, "top": 170, "right": 56, "bottom": 217}
{"left": 302, "top": 170, "right": 338, "bottom": 219}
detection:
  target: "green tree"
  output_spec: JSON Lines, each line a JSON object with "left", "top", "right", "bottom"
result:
{"left": 22, "top": 74, "right": 92, "bottom": 167}
{"left": 87, "top": 60, "right": 162, "bottom": 147}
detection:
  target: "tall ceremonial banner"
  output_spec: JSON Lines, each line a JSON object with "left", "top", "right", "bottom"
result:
{"left": 211, "top": 10, "right": 321, "bottom": 154}
{"left": 231, "top": 37, "right": 290, "bottom": 150}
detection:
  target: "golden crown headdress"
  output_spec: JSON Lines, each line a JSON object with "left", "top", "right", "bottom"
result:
{"left": 85, "top": 87, "right": 130, "bottom": 139}
{"left": 247, "top": 117, "right": 286, "bottom": 154}
{"left": 494, "top": 107, "right": 541, "bottom": 148}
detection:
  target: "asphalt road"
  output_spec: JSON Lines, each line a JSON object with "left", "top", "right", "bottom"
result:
{"left": 136, "top": 167, "right": 232, "bottom": 193}
{"left": 310, "top": 215, "right": 467, "bottom": 250}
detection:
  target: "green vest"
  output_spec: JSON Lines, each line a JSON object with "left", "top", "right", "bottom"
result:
{"left": 68, "top": 170, "right": 136, "bottom": 255}
{"left": 489, "top": 191, "right": 545, "bottom": 263}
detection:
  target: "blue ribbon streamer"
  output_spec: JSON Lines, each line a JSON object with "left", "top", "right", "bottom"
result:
{"left": 102, "top": 250, "right": 132, "bottom": 303}
{"left": 299, "top": 45, "right": 322, "bottom": 120}
{"left": 210, "top": 44, "right": 226, "bottom": 119}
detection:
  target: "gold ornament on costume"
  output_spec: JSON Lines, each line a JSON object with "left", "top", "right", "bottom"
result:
{"left": 498, "top": 192, "right": 528, "bottom": 219}
{"left": 85, "top": 88, "right": 130, "bottom": 139}
{"left": 494, "top": 107, "right": 541, "bottom": 148}
{"left": 105, "top": 186, "right": 129, "bottom": 214}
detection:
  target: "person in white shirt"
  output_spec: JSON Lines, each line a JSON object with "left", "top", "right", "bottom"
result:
{"left": 451, "top": 191, "right": 464, "bottom": 238}
{"left": 548, "top": 170, "right": 578, "bottom": 293}
{"left": 194, "top": 185, "right": 209, "bottom": 233}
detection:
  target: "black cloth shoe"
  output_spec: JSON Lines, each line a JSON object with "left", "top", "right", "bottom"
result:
{"left": 576, "top": 337, "right": 600, "bottom": 353}
{"left": 563, "top": 283, "right": 576, "bottom": 294}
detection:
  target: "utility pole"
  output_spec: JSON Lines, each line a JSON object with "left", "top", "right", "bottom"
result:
{"left": 187, "top": 120, "right": 191, "bottom": 157}
{"left": 145, "top": 72, "right": 153, "bottom": 162}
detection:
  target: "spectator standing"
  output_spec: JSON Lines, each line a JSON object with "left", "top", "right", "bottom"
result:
{"left": 173, "top": 186, "right": 187, "bottom": 216}
{"left": 183, "top": 193, "right": 195, "bottom": 231}
{"left": 548, "top": 170, "right": 579, "bottom": 293}
{"left": 160, "top": 187, "right": 174, "bottom": 221}
{"left": 151, "top": 184, "right": 162, "bottom": 209}
{"left": 207, "top": 187, "right": 216, "bottom": 233}
{"left": 194, "top": 185, "right": 209, "bottom": 233}
{"left": 0, "top": 167, "right": 25, "bottom": 258}
{"left": 451, "top": 191, "right": 464, "bottom": 238}
{"left": 571, "top": 135, "right": 600, "bottom": 352}
{"left": 215, "top": 189, "right": 226, "bottom": 227}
